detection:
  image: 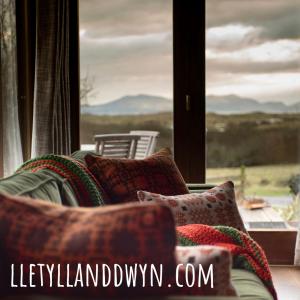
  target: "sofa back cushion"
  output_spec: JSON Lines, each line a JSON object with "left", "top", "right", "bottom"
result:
{"left": 0, "top": 193, "right": 176, "bottom": 297}
{"left": 85, "top": 148, "right": 189, "bottom": 204}
{"left": 138, "top": 181, "right": 247, "bottom": 232}
{"left": 0, "top": 170, "right": 71, "bottom": 205}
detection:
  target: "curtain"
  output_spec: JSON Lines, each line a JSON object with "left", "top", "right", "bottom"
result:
{"left": 0, "top": 0, "right": 23, "bottom": 176}
{"left": 31, "top": 0, "right": 72, "bottom": 157}
{"left": 295, "top": 212, "right": 300, "bottom": 265}
{"left": 295, "top": 232, "right": 300, "bottom": 265}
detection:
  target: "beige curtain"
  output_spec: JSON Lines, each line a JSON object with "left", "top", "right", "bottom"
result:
{"left": 0, "top": 0, "right": 23, "bottom": 176}
{"left": 31, "top": 0, "right": 72, "bottom": 157}
{"left": 295, "top": 217, "right": 300, "bottom": 265}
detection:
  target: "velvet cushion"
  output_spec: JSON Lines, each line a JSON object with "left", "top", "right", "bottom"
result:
{"left": 85, "top": 148, "right": 189, "bottom": 204}
{"left": 138, "top": 181, "right": 247, "bottom": 232}
{"left": 0, "top": 193, "right": 176, "bottom": 297}
{"left": 0, "top": 169, "right": 78, "bottom": 206}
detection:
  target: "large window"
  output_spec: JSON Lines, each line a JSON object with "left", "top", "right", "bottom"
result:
{"left": 206, "top": 0, "right": 300, "bottom": 229}
{"left": 79, "top": 0, "right": 173, "bottom": 152}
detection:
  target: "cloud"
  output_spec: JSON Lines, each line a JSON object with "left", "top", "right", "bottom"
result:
{"left": 79, "top": 0, "right": 300, "bottom": 104}
{"left": 206, "top": 24, "right": 263, "bottom": 51}
{"left": 80, "top": 0, "right": 172, "bottom": 38}
{"left": 206, "top": 72, "right": 300, "bottom": 103}
{"left": 206, "top": 0, "right": 300, "bottom": 42}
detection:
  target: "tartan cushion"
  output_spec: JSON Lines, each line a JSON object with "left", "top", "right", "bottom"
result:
{"left": 85, "top": 148, "right": 189, "bottom": 204}
{"left": 175, "top": 245, "right": 237, "bottom": 296}
{"left": 138, "top": 181, "right": 247, "bottom": 232}
{"left": 0, "top": 193, "right": 177, "bottom": 297}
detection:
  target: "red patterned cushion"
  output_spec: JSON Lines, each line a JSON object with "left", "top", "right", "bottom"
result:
{"left": 138, "top": 181, "right": 247, "bottom": 232}
{"left": 85, "top": 148, "right": 189, "bottom": 204}
{"left": 0, "top": 193, "right": 177, "bottom": 297}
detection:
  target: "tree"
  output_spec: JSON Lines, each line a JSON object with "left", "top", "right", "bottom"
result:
{"left": 80, "top": 73, "right": 95, "bottom": 106}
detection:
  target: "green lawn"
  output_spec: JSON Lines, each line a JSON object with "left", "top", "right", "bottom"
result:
{"left": 207, "top": 164, "right": 300, "bottom": 197}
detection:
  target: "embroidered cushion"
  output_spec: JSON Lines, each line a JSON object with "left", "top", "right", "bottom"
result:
{"left": 85, "top": 148, "right": 189, "bottom": 204}
{"left": 138, "top": 181, "right": 247, "bottom": 232}
{"left": 0, "top": 193, "right": 176, "bottom": 297}
{"left": 175, "top": 245, "right": 237, "bottom": 296}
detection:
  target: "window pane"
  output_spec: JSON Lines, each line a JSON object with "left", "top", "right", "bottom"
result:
{"left": 206, "top": 0, "right": 300, "bottom": 229}
{"left": 79, "top": 0, "right": 173, "bottom": 154}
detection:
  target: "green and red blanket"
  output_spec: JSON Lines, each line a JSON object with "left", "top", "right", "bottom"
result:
{"left": 16, "top": 154, "right": 105, "bottom": 206}
{"left": 177, "top": 224, "right": 277, "bottom": 300}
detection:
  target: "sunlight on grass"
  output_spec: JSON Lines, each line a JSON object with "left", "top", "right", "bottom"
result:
{"left": 207, "top": 164, "right": 300, "bottom": 196}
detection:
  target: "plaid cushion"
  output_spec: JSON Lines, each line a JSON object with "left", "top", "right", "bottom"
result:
{"left": 85, "top": 148, "right": 189, "bottom": 204}
{"left": 0, "top": 193, "right": 177, "bottom": 297}
{"left": 138, "top": 181, "right": 247, "bottom": 232}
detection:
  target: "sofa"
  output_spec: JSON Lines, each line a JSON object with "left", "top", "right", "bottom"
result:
{"left": 0, "top": 151, "right": 274, "bottom": 300}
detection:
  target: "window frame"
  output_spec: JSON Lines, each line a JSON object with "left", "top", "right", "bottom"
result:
{"left": 173, "top": 0, "right": 297, "bottom": 265}
{"left": 173, "top": 0, "right": 206, "bottom": 183}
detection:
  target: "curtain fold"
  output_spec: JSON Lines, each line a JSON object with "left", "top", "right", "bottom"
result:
{"left": 31, "top": 0, "right": 71, "bottom": 157}
{"left": 295, "top": 218, "right": 300, "bottom": 265}
{"left": 0, "top": 0, "right": 23, "bottom": 176}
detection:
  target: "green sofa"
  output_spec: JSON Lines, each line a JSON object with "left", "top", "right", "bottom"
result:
{"left": 0, "top": 152, "right": 273, "bottom": 300}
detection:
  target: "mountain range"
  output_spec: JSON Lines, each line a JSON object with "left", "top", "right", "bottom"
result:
{"left": 81, "top": 94, "right": 300, "bottom": 115}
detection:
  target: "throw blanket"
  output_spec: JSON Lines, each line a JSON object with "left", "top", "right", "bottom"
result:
{"left": 16, "top": 154, "right": 104, "bottom": 206}
{"left": 177, "top": 224, "right": 277, "bottom": 300}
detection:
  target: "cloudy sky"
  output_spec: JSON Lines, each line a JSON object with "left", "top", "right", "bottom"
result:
{"left": 79, "top": 0, "right": 300, "bottom": 105}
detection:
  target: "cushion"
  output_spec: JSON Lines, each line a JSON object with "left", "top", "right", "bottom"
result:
{"left": 85, "top": 148, "right": 189, "bottom": 204}
{"left": 16, "top": 154, "right": 104, "bottom": 206}
{"left": 138, "top": 181, "right": 247, "bottom": 232}
{"left": 0, "top": 170, "right": 67, "bottom": 205}
{"left": 0, "top": 193, "right": 176, "bottom": 297}
{"left": 175, "top": 245, "right": 236, "bottom": 296}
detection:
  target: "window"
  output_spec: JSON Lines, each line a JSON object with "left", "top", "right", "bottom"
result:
{"left": 79, "top": 0, "right": 173, "bottom": 152}
{"left": 206, "top": 0, "right": 300, "bottom": 230}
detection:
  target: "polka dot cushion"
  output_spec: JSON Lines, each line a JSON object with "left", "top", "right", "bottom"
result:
{"left": 175, "top": 245, "right": 237, "bottom": 296}
{"left": 137, "top": 181, "right": 247, "bottom": 232}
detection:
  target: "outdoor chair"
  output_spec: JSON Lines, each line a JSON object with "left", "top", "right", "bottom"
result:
{"left": 129, "top": 130, "right": 160, "bottom": 159}
{"left": 94, "top": 134, "right": 140, "bottom": 159}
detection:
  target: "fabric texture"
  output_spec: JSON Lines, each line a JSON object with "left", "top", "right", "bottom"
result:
{"left": 176, "top": 224, "right": 277, "bottom": 300}
{"left": 85, "top": 148, "right": 189, "bottom": 204}
{"left": 71, "top": 150, "right": 96, "bottom": 165}
{"left": 175, "top": 245, "right": 237, "bottom": 296}
{"left": 295, "top": 222, "right": 300, "bottom": 265}
{"left": 0, "top": 0, "right": 23, "bottom": 177}
{"left": 0, "top": 170, "right": 64, "bottom": 205}
{"left": 138, "top": 181, "right": 246, "bottom": 232}
{"left": 231, "top": 269, "right": 273, "bottom": 300}
{"left": 17, "top": 154, "right": 104, "bottom": 206}
{"left": 31, "top": 0, "right": 72, "bottom": 157}
{"left": 0, "top": 193, "right": 177, "bottom": 297}
{"left": 0, "top": 169, "right": 78, "bottom": 206}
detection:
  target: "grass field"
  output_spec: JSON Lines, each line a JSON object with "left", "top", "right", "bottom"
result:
{"left": 207, "top": 164, "right": 300, "bottom": 197}
{"left": 81, "top": 112, "right": 300, "bottom": 198}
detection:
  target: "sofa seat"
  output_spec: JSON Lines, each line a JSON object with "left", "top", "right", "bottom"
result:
{"left": 232, "top": 269, "right": 273, "bottom": 300}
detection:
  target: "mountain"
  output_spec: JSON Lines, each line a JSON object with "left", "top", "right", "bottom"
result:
{"left": 206, "top": 94, "right": 290, "bottom": 114}
{"left": 81, "top": 94, "right": 300, "bottom": 115}
{"left": 81, "top": 94, "right": 172, "bottom": 115}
